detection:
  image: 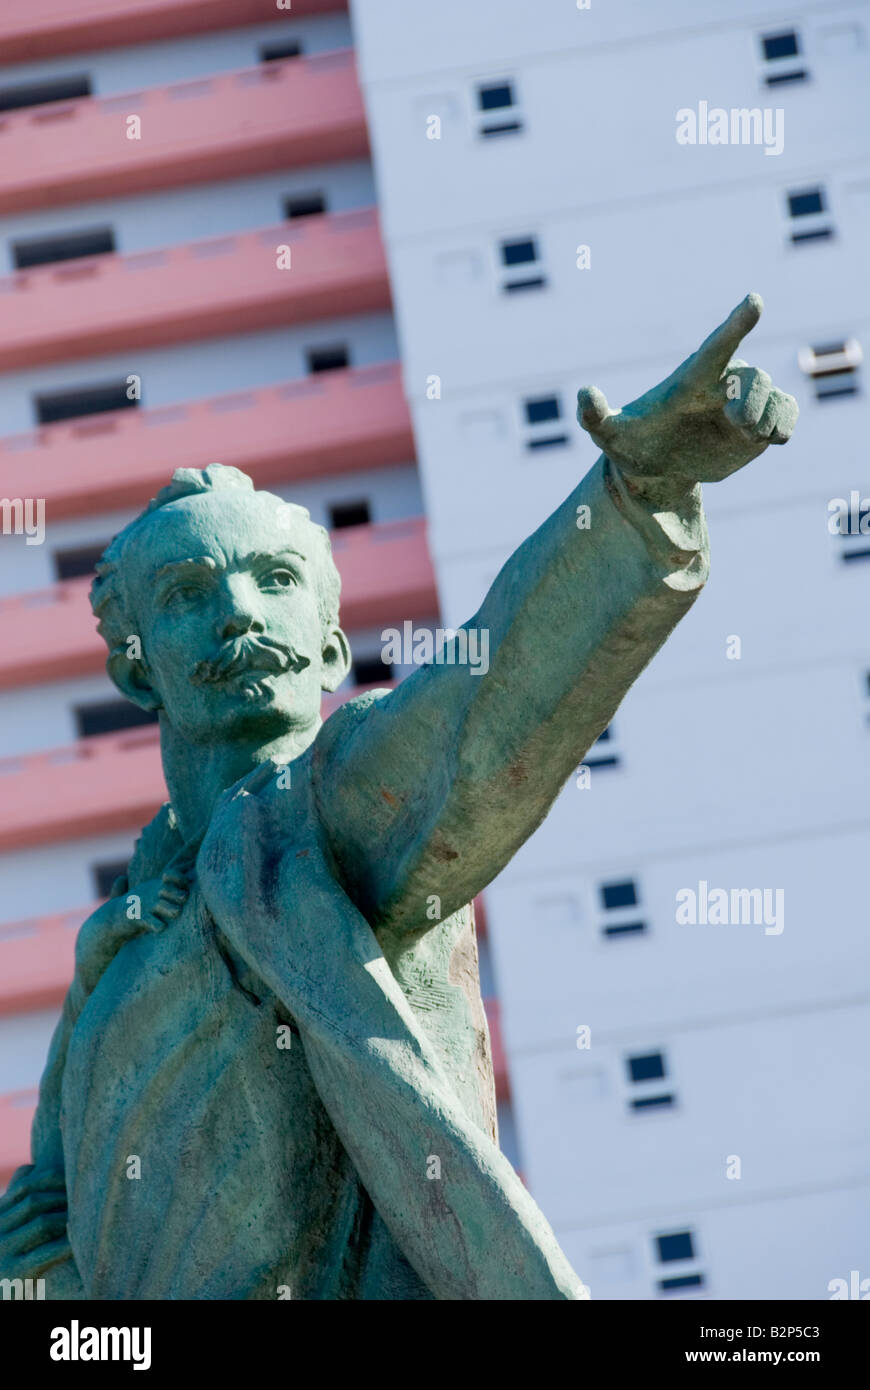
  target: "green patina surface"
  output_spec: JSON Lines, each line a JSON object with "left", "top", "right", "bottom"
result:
{"left": 0, "top": 296, "right": 796, "bottom": 1300}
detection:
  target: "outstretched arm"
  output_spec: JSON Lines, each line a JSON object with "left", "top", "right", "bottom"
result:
{"left": 314, "top": 296, "right": 797, "bottom": 935}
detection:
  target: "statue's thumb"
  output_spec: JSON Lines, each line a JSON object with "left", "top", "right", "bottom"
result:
{"left": 576, "top": 386, "right": 614, "bottom": 437}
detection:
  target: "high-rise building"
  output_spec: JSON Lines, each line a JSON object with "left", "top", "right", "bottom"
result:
{"left": 349, "top": 0, "right": 870, "bottom": 1299}
{"left": 1, "top": 0, "right": 867, "bottom": 1301}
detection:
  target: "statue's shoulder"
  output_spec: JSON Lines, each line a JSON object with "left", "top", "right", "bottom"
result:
{"left": 312, "top": 686, "right": 394, "bottom": 771}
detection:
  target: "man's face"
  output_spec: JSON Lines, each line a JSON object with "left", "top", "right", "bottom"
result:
{"left": 123, "top": 490, "right": 347, "bottom": 744}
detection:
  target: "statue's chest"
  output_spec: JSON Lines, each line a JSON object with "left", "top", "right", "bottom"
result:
{"left": 61, "top": 884, "right": 341, "bottom": 1297}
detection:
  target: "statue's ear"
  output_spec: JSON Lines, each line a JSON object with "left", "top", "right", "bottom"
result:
{"left": 106, "top": 649, "right": 163, "bottom": 712}
{"left": 320, "top": 625, "right": 352, "bottom": 694}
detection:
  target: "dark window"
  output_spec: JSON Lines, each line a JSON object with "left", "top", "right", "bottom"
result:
{"left": 34, "top": 378, "right": 137, "bottom": 426}
{"left": 353, "top": 656, "right": 392, "bottom": 686}
{"left": 283, "top": 192, "right": 327, "bottom": 220}
{"left": 504, "top": 275, "right": 546, "bottom": 293}
{"left": 92, "top": 860, "right": 129, "bottom": 900}
{"left": 814, "top": 371, "right": 857, "bottom": 397}
{"left": 601, "top": 880, "right": 637, "bottom": 911}
{"left": 329, "top": 500, "right": 370, "bottom": 530}
{"left": 627, "top": 1052, "right": 665, "bottom": 1084}
{"left": 481, "top": 120, "right": 523, "bottom": 138}
{"left": 805, "top": 345, "right": 860, "bottom": 399}
{"left": 526, "top": 432, "right": 569, "bottom": 450}
{"left": 12, "top": 225, "right": 115, "bottom": 270}
{"left": 74, "top": 700, "right": 158, "bottom": 740}
{"left": 501, "top": 237, "right": 537, "bottom": 267}
{"left": 478, "top": 82, "right": 515, "bottom": 111}
{"left": 523, "top": 395, "right": 567, "bottom": 448}
{"left": 791, "top": 227, "right": 833, "bottom": 245}
{"left": 500, "top": 238, "right": 545, "bottom": 291}
{"left": 524, "top": 396, "right": 560, "bottom": 425}
{"left": 659, "top": 1273, "right": 704, "bottom": 1293}
{"left": 813, "top": 339, "right": 851, "bottom": 359}
{"left": 656, "top": 1231, "right": 695, "bottom": 1264}
{"left": 307, "top": 345, "right": 350, "bottom": 374}
{"left": 603, "top": 921, "right": 647, "bottom": 938}
{"left": 260, "top": 40, "right": 303, "bottom": 63}
{"left": 0, "top": 73, "right": 91, "bottom": 113}
{"left": 631, "top": 1094, "right": 675, "bottom": 1112}
{"left": 766, "top": 69, "right": 808, "bottom": 87}
{"left": 788, "top": 189, "right": 825, "bottom": 219}
{"left": 761, "top": 31, "right": 800, "bottom": 61}
{"left": 53, "top": 543, "right": 108, "bottom": 582}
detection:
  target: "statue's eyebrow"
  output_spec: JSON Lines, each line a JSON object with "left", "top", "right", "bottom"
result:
{"left": 154, "top": 556, "right": 219, "bottom": 582}
{"left": 241, "top": 548, "right": 307, "bottom": 567}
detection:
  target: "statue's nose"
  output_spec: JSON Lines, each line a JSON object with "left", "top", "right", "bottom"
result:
{"left": 218, "top": 608, "right": 264, "bottom": 642}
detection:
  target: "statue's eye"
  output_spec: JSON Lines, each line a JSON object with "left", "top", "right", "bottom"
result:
{"left": 166, "top": 583, "right": 202, "bottom": 605}
{"left": 261, "top": 568, "right": 297, "bottom": 590}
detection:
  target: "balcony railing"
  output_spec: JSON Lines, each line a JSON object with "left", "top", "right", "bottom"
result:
{"left": 0, "top": 363, "right": 414, "bottom": 521}
{"left": 0, "top": 48, "right": 367, "bottom": 215}
{"left": 0, "top": 517, "right": 435, "bottom": 690}
{"left": 0, "top": 1, "right": 345, "bottom": 65}
{"left": 0, "top": 207, "right": 389, "bottom": 370}
{"left": 0, "top": 908, "right": 84, "bottom": 1016}
{"left": 0, "top": 682, "right": 397, "bottom": 850}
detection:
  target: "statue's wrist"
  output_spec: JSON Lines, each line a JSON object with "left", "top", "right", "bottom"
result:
{"left": 613, "top": 465, "right": 699, "bottom": 514}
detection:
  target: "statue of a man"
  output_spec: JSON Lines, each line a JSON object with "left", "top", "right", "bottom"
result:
{"left": 0, "top": 296, "right": 796, "bottom": 1300}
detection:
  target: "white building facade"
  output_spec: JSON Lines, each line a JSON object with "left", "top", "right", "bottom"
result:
{"left": 350, "top": 0, "right": 870, "bottom": 1299}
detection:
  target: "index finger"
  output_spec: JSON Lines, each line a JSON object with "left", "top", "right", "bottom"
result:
{"left": 685, "top": 292, "right": 764, "bottom": 383}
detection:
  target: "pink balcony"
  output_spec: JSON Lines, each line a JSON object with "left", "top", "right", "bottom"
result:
{"left": 329, "top": 518, "right": 438, "bottom": 629}
{"left": 0, "top": 908, "right": 85, "bottom": 1016}
{"left": 0, "top": 1088, "right": 39, "bottom": 1189}
{"left": 0, "top": 518, "right": 435, "bottom": 691}
{"left": 0, "top": 683, "right": 394, "bottom": 850}
{"left": 0, "top": 364, "right": 414, "bottom": 522}
{"left": 0, "top": 1, "right": 345, "bottom": 65}
{"left": 0, "top": 207, "right": 389, "bottom": 371}
{"left": 0, "top": 727, "right": 167, "bottom": 851}
{"left": 0, "top": 49, "right": 367, "bottom": 215}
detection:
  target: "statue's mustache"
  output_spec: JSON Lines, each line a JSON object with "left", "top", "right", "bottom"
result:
{"left": 190, "top": 635, "right": 311, "bottom": 687}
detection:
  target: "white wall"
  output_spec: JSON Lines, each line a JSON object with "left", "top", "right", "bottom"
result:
{"left": 0, "top": 831, "right": 138, "bottom": 924}
{"left": 557, "top": 1182, "right": 870, "bottom": 1301}
{"left": 0, "top": 1009, "right": 61, "bottom": 1092}
{"left": 352, "top": 0, "right": 870, "bottom": 1298}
